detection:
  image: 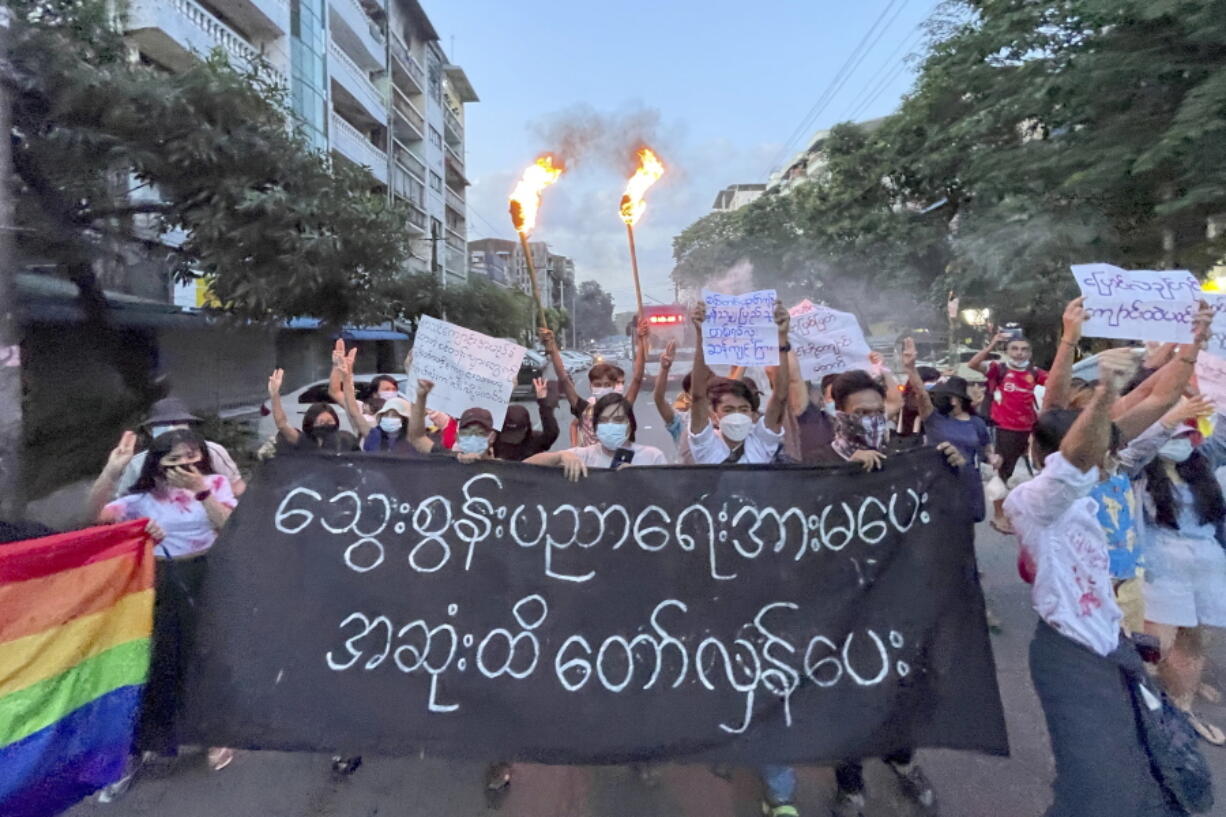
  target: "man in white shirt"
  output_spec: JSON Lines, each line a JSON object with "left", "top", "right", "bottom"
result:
{"left": 687, "top": 301, "right": 790, "bottom": 467}
{"left": 1005, "top": 349, "right": 1183, "bottom": 817}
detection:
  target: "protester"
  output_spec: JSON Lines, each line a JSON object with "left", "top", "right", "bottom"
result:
{"left": 782, "top": 364, "right": 842, "bottom": 465}
{"left": 267, "top": 368, "right": 358, "bottom": 453}
{"left": 542, "top": 325, "right": 646, "bottom": 447}
{"left": 88, "top": 428, "right": 238, "bottom": 798}
{"left": 1140, "top": 416, "right": 1226, "bottom": 745}
{"left": 687, "top": 301, "right": 790, "bottom": 467}
{"left": 493, "top": 378, "right": 558, "bottom": 462}
{"left": 650, "top": 339, "right": 695, "bottom": 463}
{"left": 897, "top": 363, "right": 941, "bottom": 437}
{"left": 969, "top": 328, "right": 1048, "bottom": 533}
{"left": 1003, "top": 348, "right": 1197, "bottom": 817}
{"left": 526, "top": 392, "right": 666, "bottom": 478}
{"left": 115, "top": 396, "right": 245, "bottom": 497}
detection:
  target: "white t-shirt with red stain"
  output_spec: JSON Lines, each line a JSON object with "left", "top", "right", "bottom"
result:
{"left": 103, "top": 474, "right": 237, "bottom": 559}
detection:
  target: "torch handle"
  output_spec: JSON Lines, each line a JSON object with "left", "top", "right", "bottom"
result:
{"left": 626, "top": 223, "right": 645, "bottom": 321}
{"left": 518, "top": 231, "right": 548, "bottom": 333}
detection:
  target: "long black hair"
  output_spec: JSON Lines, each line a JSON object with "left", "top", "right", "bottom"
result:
{"left": 303, "top": 403, "right": 340, "bottom": 437}
{"left": 1145, "top": 449, "right": 1226, "bottom": 530}
{"left": 131, "top": 428, "right": 214, "bottom": 494}
{"left": 592, "top": 392, "right": 637, "bottom": 443}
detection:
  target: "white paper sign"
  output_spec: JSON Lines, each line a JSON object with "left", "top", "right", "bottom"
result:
{"left": 407, "top": 315, "right": 526, "bottom": 429}
{"left": 701, "top": 289, "right": 780, "bottom": 367}
{"left": 1197, "top": 292, "right": 1226, "bottom": 356}
{"left": 1196, "top": 350, "right": 1226, "bottom": 413}
{"left": 1072, "top": 263, "right": 1201, "bottom": 343}
{"left": 787, "top": 299, "right": 873, "bottom": 380}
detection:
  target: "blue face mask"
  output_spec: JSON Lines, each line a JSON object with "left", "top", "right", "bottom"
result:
{"left": 457, "top": 434, "right": 489, "bottom": 455}
{"left": 596, "top": 422, "right": 629, "bottom": 450}
{"left": 378, "top": 416, "right": 402, "bottom": 435}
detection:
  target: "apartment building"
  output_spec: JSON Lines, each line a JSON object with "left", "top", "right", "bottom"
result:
{"left": 765, "top": 116, "right": 886, "bottom": 194}
{"left": 123, "top": 0, "right": 476, "bottom": 304}
{"left": 711, "top": 183, "right": 766, "bottom": 212}
{"left": 468, "top": 238, "right": 575, "bottom": 312}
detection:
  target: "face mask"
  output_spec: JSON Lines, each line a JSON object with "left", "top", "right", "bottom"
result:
{"left": 858, "top": 413, "right": 889, "bottom": 447}
{"left": 823, "top": 401, "right": 836, "bottom": 415}
{"left": 312, "top": 425, "right": 338, "bottom": 438}
{"left": 379, "top": 416, "right": 402, "bottom": 435}
{"left": 378, "top": 390, "right": 399, "bottom": 402}
{"left": 1159, "top": 437, "right": 1194, "bottom": 463}
{"left": 457, "top": 433, "right": 489, "bottom": 455}
{"left": 590, "top": 386, "right": 614, "bottom": 399}
{"left": 614, "top": 383, "right": 625, "bottom": 394}
{"left": 718, "top": 412, "right": 753, "bottom": 443}
{"left": 149, "top": 423, "right": 187, "bottom": 439}
{"left": 1007, "top": 358, "right": 1031, "bottom": 370}
{"left": 596, "top": 422, "right": 630, "bottom": 450}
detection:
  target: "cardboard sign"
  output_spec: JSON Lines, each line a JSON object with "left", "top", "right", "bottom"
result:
{"left": 701, "top": 289, "right": 780, "bottom": 367}
{"left": 408, "top": 316, "right": 526, "bottom": 429}
{"left": 788, "top": 299, "right": 873, "bottom": 381}
{"left": 1072, "top": 263, "right": 1201, "bottom": 343}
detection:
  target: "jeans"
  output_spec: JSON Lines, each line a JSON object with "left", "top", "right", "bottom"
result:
{"left": 759, "top": 765, "right": 796, "bottom": 805}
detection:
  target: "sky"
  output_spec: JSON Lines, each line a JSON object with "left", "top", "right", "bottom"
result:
{"left": 424, "top": 0, "right": 936, "bottom": 313}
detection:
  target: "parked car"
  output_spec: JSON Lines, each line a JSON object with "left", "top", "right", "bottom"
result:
{"left": 514, "top": 350, "right": 546, "bottom": 399}
{"left": 560, "top": 350, "right": 594, "bottom": 373}
{"left": 258, "top": 373, "right": 408, "bottom": 440}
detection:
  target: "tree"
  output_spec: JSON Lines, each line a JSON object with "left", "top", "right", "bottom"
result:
{"left": 572, "top": 280, "right": 616, "bottom": 344}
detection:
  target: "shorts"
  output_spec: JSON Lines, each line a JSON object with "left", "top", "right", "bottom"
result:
{"left": 995, "top": 427, "right": 1031, "bottom": 482}
{"left": 1143, "top": 532, "right": 1226, "bottom": 628}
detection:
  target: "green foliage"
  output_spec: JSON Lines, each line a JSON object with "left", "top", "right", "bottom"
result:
{"left": 7, "top": 0, "right": 413, "bottom": 326}
{"left": 672, "top": 0, "right": 1226, "bottom": 343}
{"left": 573, "top": 280, "right": 617, "bottom": 343}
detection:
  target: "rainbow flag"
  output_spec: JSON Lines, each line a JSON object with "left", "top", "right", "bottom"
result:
{"left": 0, "top": 520, "right": 154, "bottom": 817}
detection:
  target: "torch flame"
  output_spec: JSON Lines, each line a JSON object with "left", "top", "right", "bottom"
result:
{"left": 619, "top": 147, "right": 665, "bottom": 226}
{"left": 509, "top": 155, "right": 563, "bottom": 236}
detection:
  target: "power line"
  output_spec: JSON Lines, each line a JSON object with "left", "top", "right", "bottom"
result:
{"left": 843, "top": 21, "right": 924, "bottom": 121}
{"left": 763, "top": 0, "right": 906, "bottom": 177}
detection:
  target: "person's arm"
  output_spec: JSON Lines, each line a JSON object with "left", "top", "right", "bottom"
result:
{"left": 1112, "top": 302, "right": 1213, "bottom": 441}
{"left": 1062, "top": 352, "right": 1132, "bottom": 472}
{"left": 540, "top": 328, "right": 581, "bottom": 409}
{"left": 764, "top": 301, "right": 791, "bottom": 432}
{"left": 786, "top": 351, "right": 808, "bottom": 417}
{"left": 623, "top": 319, "right": 649, "bottom": 404}
{"left": 524, "top": 449, "right": 589, "bottom": 481}
{"left": 900, "top": 337, "right": 934, "bottom": 421}
{"left": 652, "top": 340, "right": 677, "bottom": 426}
{"left": 408, "top": 379, "right": 437, "bottom": 455}
{"left": 533, "top": 377, "right": 560, "bottom": 452}
{"left": 969, "top": 332, "right": 1008, "bottom": 374}
{"left": 872, "top": 351, "right": 904, "bottom": 419}
{"left": 689, "top": 302, "right": 711, "bottom": 435}
{"left": 334, "top": 353, "right": 372, "bottom": 439}
{"left": 268, "top": 368, "right": 300, "bottom": 445}
{"left": 89, "top": 432, "right": 137, "bottom": 522}
{"left": 164, "top": 467, "right": 233, "bottom": 530}
{"left": 1042, "top": 297, "right": 1086, "bottom": 411}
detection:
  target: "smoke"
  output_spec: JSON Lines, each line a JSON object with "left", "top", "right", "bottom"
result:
{"left": 531, "top": 103, "right": 665, "bottom": 171}
{"left": 702, "top": 258, "right": 756, "bottom": 297}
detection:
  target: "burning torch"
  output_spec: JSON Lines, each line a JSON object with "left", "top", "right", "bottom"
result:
{"left": 509, "top": 155, "right": 563, "bottom": 332}
{"left": 619, "top": 148, "right": 665, "bottom": 321}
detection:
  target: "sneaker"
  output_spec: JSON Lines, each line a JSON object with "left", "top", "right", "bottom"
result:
{"left": 97, "top": 756, "right": 143, "bottom": 804}
{"left": 830, "top": 790, "right": 866, "bottom": 817}
{"left": 760, "top": 802, "right": 799, "bottom": 817}
{"left": 889, "top": 761, "right": 938, "bottom": 814}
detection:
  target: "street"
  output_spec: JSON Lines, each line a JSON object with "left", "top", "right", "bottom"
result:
{"left": 64, "top": 377, "right": 1226, "bottom": 817}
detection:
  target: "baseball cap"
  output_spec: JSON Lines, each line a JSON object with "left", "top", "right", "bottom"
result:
{"left": 459, "top": 407, "right": 494, "bottom": 434}
{"left": 499, "top": 405, "right": 530, "bottom": 445}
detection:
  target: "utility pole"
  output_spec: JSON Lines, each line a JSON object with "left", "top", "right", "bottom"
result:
{"left": 0, "top": 7, "right": 24, "bottom": 519}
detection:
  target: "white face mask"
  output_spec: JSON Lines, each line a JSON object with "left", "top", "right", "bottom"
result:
{"left": 377, "top": 390, "right": 399, "bottom": 402}
{"left": 1007, "top": 357, "right": 1031, "bottom": 370}
{"left": 1159, "top": 437, "right": 1194, "bottom": 463}
{"left": 457, "top": 433, "right": 489, "bottom": 455}
{"left": 590, "top": 386, "right": 614, "bottom": 399}
{"left": 378, "top": 416, "right": 402, "bottom": 435}
{"left": 718, "top": 412, "right": 753, "bottom": 443}
{"left": 596, "top": 422, "right": 630, "bottom": 450}
{"left": 149, "top": 423, "right": 188, "bottom": 439}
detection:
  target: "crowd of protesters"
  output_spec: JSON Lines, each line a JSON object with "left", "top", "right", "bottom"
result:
{"left": 29, "top": 291, "right": 1224, "bottom": 817}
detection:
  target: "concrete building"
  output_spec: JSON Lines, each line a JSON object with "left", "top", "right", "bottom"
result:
{"left": 467, "top": 238, "right": 575, "bottom": 312}
{"left": 711, "top": 183, "right": 766, "bottom": 212}
{"left": 766, "top": 116, "right": 887, "bottom": 194}
{"left": 122, "top": 0, "right": 476, "bottom": 303}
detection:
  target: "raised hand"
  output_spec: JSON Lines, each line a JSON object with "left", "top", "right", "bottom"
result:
{"left": 105, "top": 431, "right": 138, "bottom": 476}
{"left": 1062, "top": 296, "right": 1087, "bottom": 343}
{"left": 416, "top": 379, "right": 435, "bottom": 400}
{"left": 533, "top": 377, "right": 549, "bottom": 400}
{"left": 403, "top": 349, "right": 414, "bottom": 376}
{"left": 901, "top": 337, "right": 918, "bottom": 370}
{"left": 637, "top": 318, "right": 650, "bottom": 339}
{"left": 538, "top": 327, "right": 557, "bottom": 351}
{"left": 267, "top": 368, "right": 284, "bottom": 398}
{"left": 991, "top": 331, "right": 1011, "bottom": 347}
{"left": 773, "top": 300, "right": 790, "bottom": 334}
{"left": 691, "top": 302, "right": 707, "bottom": 327}
{"left": 660, "top": 339, "right": 677, "bottom": 371}
{"left": 1163, "top": 395, "right": 1215, "bottom": 428}
{"left": 1192, "top": 300, "right": 1214, "bottom": 349}
{"left": 1097, "top": 347, "right": 1141, "bottom": 392}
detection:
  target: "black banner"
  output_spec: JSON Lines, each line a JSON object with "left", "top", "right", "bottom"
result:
{"left": 184, "top": 448, "right": 1008, "bottom": 765}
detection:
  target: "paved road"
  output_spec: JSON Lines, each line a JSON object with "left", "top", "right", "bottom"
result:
{"left": 67, "top": 372, "right": 1226, "bottom": 817}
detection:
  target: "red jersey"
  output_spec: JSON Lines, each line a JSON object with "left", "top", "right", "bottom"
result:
{"left": 985, "top": 361, "right": 1047, "bottom": 432}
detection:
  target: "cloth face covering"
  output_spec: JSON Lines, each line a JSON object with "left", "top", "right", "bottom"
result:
{"left": 832, "top": 411, "right": 887, "bottom": 460}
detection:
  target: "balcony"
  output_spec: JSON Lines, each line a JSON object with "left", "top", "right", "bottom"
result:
{"left": 390, "top": 36, "right": 425, "bottom": 95}
{"left": 392, "top": 138, "right": 425, "bottom": 182}
{"left": 328, "top": 0, "right": 385, "bottom": 70}
{"left": 445, "top": 141, "right": 463, "bottom": 168}
{"left": 391, "top": 163, "right": 425, "bottom": 207}
{"left": 444, "top": 187, "right": 465, "bottom": 215}
{"left": 391, "top": 88, "right": 424, "bottom": 142}
{"left": 330, "top": 111, "right": 388, "bottom": 184}
{"left": 328, "top": 41, "right": 385, "bottom": 123}
{"left": 445, "top": 245, "right": 467, "bottom": 278}
{"left": 445, "top": 228, "right": 465, "bottom": 251}
{"left": 126, "top": 0, "right": 286, "bottom": 87}
{"left": 210, "top": 0, "right": 287, "bottom": 38}
{"left": 407, "top": 203, "right": 427, "bottom": 232}
{"left": 443, "top": 106, "right": 463, "bottom": 145}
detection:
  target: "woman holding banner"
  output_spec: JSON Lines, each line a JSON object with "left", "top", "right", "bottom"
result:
{"left": 526, "top": 392, "right": 667, "bottom": 478}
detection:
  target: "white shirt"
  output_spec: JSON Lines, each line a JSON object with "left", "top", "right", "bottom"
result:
{"left": 116, "top": 440, "right": 241, "bottom": 498}
{"left": 688, "top": 418, "right": 783, "bottom": 465}
{"left": 1004, "top": 452, "right": 1122, "bottom": 656}
{"left": 104, "top": 474, "right": 238, "bottom": 559}
{"left": 568, "top": 442, "right": 668, "bottom": 468}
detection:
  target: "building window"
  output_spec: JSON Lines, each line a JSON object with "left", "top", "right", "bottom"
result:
{"left": 427, "top": 55, "right": 442, "bottom": 102}
{"left": 429, "top": 126, "right": 442, "bottom": 150}
{"left": 429, "top": 171, "right": 442, "bottom": 193}
{"left": 290, "top": 0, "right": 328, "bottom": 152}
